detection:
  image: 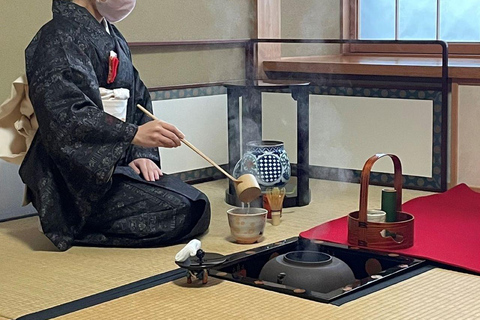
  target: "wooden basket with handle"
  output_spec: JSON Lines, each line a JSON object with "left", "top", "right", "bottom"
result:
{"left": 347, "top": 153, "right": 414, "bottom": 249}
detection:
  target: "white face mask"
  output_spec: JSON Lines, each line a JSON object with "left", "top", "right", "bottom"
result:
{"left": 96, "top": 0, "right": 136, "bottom": 23}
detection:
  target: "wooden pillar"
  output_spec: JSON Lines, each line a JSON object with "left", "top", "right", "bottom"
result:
{"left": 449, "top": 81, "right": 459, "bottom": 189}
{"left": 341, "top": 0, "right": 357, "bottom": 53}
{"left": 254, "top": 0, "right": 281, "bottom": 79}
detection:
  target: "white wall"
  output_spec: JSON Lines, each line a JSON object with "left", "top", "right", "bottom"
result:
{"left": 153, "top": 95, "right": 229, "bottom": 173}
{"left": 281, "top": 0, "right": 341, "bottom": 57}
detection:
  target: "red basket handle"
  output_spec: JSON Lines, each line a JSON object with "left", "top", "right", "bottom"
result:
{"left": 359, "top": 154, "right": 403, "bottom": 223}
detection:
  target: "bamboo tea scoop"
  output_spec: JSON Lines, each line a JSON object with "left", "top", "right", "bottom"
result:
{"left": 137, "top": 105, "right": 261, "bottom": 203}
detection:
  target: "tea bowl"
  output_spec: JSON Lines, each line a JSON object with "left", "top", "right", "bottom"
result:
{"left": 227, "top": 207, "right": 267, "bottom": 244}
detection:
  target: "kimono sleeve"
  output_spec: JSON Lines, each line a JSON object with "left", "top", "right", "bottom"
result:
{"left": 26, "top": 29, "right": 138, "bottom": 201}
{"left": 124, "top": 66, "right": 161, "bottom": 166}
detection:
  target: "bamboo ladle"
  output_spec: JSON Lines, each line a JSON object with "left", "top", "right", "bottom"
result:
{"left": 137, "top": 105, "right": 261, "bottom": 203}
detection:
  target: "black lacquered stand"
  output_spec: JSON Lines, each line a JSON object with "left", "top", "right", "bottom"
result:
{"left": 223, "top": 79, "right": 311, "bottom": 207}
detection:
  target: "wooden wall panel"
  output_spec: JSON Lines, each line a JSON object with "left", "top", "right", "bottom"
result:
{"left": 254, "top": 0, "right": 281, "bottom": 78}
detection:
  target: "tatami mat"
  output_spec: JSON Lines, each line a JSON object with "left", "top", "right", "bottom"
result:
{"left": 54, "top": 268, "right": 480, "bottom": 320}
{"left": 0, "top": 179, "right": 432, "bottom": 319}
{"left": 338, "top": 268, "right": 480, "bottom": 319}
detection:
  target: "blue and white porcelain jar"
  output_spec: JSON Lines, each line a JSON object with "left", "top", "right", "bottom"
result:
{"left": 233, "top": 140, "right": 291, "bottom": 189}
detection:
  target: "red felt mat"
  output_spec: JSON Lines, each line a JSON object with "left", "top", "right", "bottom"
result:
{"left": 300, "top": 184, "right": 480, "bottom": 274}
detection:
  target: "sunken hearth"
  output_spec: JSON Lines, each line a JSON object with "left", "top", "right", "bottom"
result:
{"left": 209, "top": 237, "right": 424, "bottom": 304}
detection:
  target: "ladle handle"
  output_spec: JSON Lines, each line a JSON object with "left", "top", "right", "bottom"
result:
{"left": 136, "top": 104, "right": 240, "bottom": 183}
{"left": 180, "top": 139, "right": 239, "bottom": 182}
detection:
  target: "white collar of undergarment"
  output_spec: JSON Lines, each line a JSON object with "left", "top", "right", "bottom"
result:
{"left": 102, "top": 18, "right": 110, "bottom": 34}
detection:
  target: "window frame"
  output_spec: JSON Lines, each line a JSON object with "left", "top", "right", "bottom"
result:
{"left": 342, "top": 0, "right": 480, "bottom": 56}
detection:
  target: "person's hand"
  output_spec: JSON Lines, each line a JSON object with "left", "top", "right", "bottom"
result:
{"left": 129, "top": 158, "right": 163, "bottom": 181}
{"left": 132, "top": 120, "right": 185, "bottom": 148}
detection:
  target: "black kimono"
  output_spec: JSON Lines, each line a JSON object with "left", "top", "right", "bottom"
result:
{"left": 20, "top": 0, "right": 210, "bottom": 251}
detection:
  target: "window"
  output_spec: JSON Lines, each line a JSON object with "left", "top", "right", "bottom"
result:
{"left": 345, "top": 0, "right": 480, "bottom": 55}
{"left": 359, "top": 0, "right": 480, "bottom": 42}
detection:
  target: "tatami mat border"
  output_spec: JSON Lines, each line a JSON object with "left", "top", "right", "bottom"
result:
{"left": 17, "top": 269, "right": 185, "bottom": 320}
{"left": 0, "top": 212, "right": 37, "bottom": 223}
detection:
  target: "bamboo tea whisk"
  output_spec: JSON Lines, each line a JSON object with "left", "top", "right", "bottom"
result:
{"left": 266, "top": 187, "right": 286, "bottom": 226}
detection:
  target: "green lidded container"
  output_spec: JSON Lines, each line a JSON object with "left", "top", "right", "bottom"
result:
{"left": 381, "top": 188, "right": 397, "bottom": 222}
